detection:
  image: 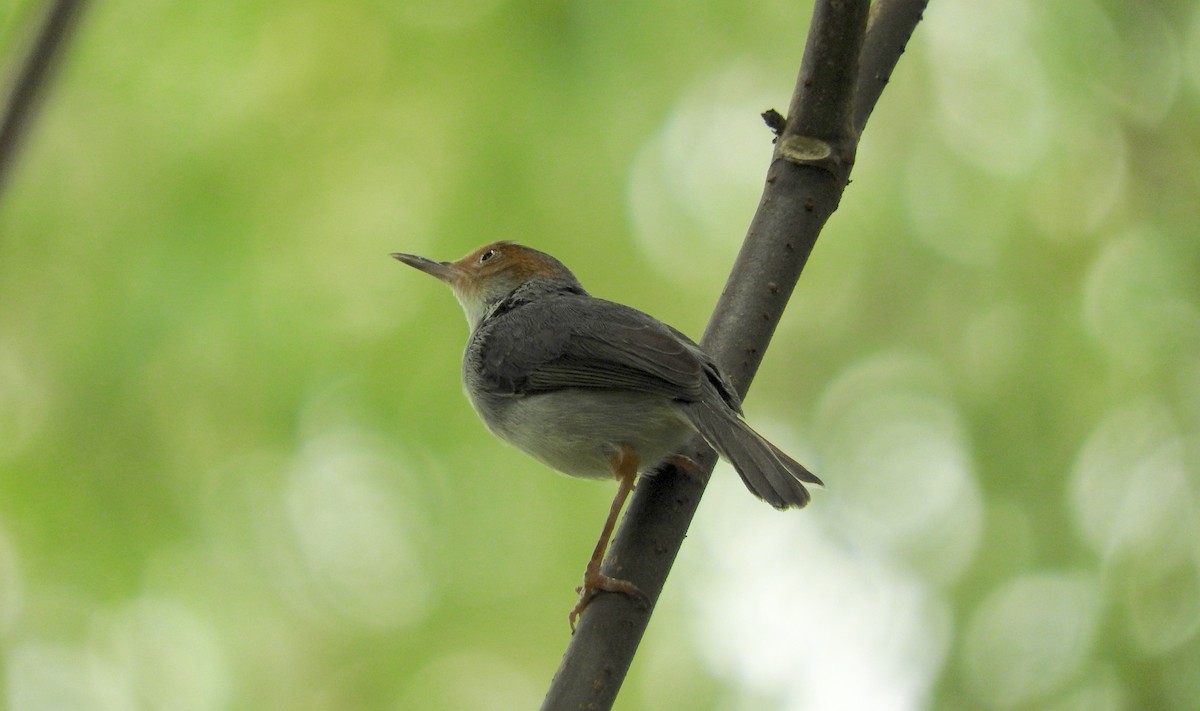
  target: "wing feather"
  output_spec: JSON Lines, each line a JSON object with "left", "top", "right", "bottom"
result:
{"left": 468, "top": 294, "right": 709, "bottom": 402}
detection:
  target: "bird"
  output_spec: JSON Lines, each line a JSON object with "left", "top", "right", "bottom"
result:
{"left": 391, "top": 241, "right": 821, "bottom": 627}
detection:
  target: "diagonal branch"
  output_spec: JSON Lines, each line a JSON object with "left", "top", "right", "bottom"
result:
{"left": 703, "top": 0, "right": 869, "bottom": 390}
{"left": 541, "top": 1, "right": 928, "bottom": 709}
{"left": 0, "top": 0, "right": 88, "bottom": 202}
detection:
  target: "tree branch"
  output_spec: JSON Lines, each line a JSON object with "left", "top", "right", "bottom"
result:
{"left": 0, "top": 0, "right": 88, "bottom": 202}
{"left": 853, "top": 0, "right": 929, "bottom": 135}
{"left": 540, "top": 2, "right": 928, "bottom": 708}
{"left": 703, "top": 0, "right": 869, "bottom": 389}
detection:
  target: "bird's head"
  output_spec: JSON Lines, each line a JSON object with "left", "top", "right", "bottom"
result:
{"left": 392, "top": 241, "right": 581, "bottom": 329}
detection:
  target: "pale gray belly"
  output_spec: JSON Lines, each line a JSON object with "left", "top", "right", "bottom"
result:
{"left": 468, "top": 388, "right": 694, "bottom": 479}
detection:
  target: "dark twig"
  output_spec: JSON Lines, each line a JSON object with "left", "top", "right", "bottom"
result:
{"left": 540, "top": 1, "right": 927, "bottom": 708}
{"left": 853, "top": 0, "right": 929, "bottom": 134}
{"left": 0, "top": 0, "right": 88, "bottom": 201}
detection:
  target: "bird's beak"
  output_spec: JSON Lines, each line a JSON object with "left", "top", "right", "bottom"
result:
{"left": 391, "top": 252, "right": 461, "bottom": 284}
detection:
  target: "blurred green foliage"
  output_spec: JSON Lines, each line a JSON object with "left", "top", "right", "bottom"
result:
{"left": 2, "top": 0, "right": 1199, "bottom": 709}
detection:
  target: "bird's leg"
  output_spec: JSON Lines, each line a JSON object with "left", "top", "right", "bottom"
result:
{"left": 569, "top": 444, "right": 648, "bottom": 630}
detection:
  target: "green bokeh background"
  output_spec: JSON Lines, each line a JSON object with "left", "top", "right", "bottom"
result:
{"left": 2, "top": 1, "right": 1200, "bottom": 709}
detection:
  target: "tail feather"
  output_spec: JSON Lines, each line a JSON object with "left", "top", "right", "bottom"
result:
{"left": 686, "top": 401, "right": 822, "bottom": 509}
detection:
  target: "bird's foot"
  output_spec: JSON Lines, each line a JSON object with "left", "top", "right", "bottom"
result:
{"left": 568, "top": 561, "right": 648, "bottom": 631}
{"left": 665, "top": 453, "right": 705, "bottom": 478}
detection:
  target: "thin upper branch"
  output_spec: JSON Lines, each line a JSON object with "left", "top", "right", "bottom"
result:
{"left": 854, "top": 0, "right": 929, "bottom": 135}
{"left": 0, "top": 0, "right": 88, "bottom": 202}
{"left": 541, "top": 2, "right": 927, "bottom": 709}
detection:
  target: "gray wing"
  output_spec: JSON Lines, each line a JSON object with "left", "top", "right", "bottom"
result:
{"left": 469, "top": 294, "right": 738, "bottom": 408}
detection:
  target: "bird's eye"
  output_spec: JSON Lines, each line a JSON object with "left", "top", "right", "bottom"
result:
{"left": 479, "top": 249, "right": 498, "bottom": 264}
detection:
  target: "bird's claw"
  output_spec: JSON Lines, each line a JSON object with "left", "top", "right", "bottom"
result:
{"left": 568, "top": 565, "right": 648, "bottom": 631}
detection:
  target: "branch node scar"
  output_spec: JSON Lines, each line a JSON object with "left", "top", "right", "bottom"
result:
{"left": 779, "top": 135, "right": 833, "bottom": 164}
